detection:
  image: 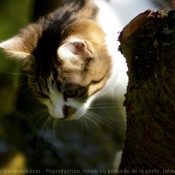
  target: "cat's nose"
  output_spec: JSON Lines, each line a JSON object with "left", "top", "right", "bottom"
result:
{"left": 62, "top": 105, "right": 76, "bottom": 119}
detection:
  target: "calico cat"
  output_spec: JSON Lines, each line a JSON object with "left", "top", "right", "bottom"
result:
{"left": 0, "top": 0, "right": 172, "bottom": 120}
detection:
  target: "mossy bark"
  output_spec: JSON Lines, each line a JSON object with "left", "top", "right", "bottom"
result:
{"left": 119, "top": 10, "right": 175, "bottom": 173}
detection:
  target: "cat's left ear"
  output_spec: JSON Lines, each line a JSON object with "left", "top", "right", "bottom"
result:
{"left": 0, "top": 24, "right": 41, "bottom": 71}
{"left": 57, "top": 38, "right": 94, "bottom": 61}
{"left": 0, "top": 37, "right": 35, "bottom": 71}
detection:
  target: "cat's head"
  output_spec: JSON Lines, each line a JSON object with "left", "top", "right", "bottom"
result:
{"left": 0, "top": 18, "right": 112, "bottom": 120}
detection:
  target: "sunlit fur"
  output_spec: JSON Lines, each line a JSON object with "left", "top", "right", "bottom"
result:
{"left": 0, "top": 0, "right": 168, "bottom": 121}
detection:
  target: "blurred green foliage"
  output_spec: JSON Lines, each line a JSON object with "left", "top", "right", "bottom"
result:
{"left": 0, "top": 0, "right": 32, "bottom": 115}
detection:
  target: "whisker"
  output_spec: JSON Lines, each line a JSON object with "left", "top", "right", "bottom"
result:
{"left": 17, "top": 86, "right": 33, "bottom": 98}
{"left": 90, "top": 102, "right": 121, "bottom": 106}
{"left": 29, "top": 109, "right": 48, "bottom": 131}
{"left": 20, "top": 91, "right": 34, "bottom": 105}
{"left": 53, "top": 119, "right": 64, "bottom": 151}
{"left": 15, "top": 82, "right": 36, "bottom": 87}
{"left": 58, "top": 121, "right": 65, "bottom": 139}
{"left": 37, "top": 115, "right": 53, "bottom": 147}
{"left": 89, "top": 102, "right": 123, "bottom": 109}
{"left": 41, "top": 115, "right": 52, "bottom": 132}
{"left": 7, "top": 72, "right": 32, "bottom": 78}
{"left": 78, "top": 117, "right": 93, "bottom": 134}
{"left": 15, "top": 82, "right": 28, "bottom": 87}
{"left": 87, "top": 110, "right": 120, "bottom": 121}
{"left": 18, "top": 108, "right": 51, "bottom": 148}
{"left": 18, "top": 108, "right": 47, "bottom": 124}
{"left": 86, "top": 111, "right": 120, "bottom": 135}
{"left": 87, "top": 111, "right": 115, "bottom": 124}
{"left": 89, "top": 106, "right": 122, "bottom": 109}
{"left": 77, "top": 117, "right": 85, "bottom": 131}
{"left": 84, "top": 114, "right": 106, "bottom": 138}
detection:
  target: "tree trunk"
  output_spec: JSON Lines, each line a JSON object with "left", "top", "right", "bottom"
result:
{"left": 118, "top": 10, "right": 175, "bottom": 174}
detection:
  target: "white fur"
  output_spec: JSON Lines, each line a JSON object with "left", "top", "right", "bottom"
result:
{"left": 0, "top": 37, "right": 30, "bottom": 59}
{"left": 58, "top": 38, "right": 84, "bottom": 60}
{"left": 56, "top": 0, "right": 128, "bottom": 115}
{"left": 0, "top": 38, "right": 14, "bottom": 48}
{"left": 92, "top": 0, "right": 158, "bottom": 100}
{"left": 44, "top": 0, "right": 159, "bottom": 120}
{"left": 58, "top": 44, "right": 76, "bottom": 60}
{"left": 113, "top": 151, "right": 122, "bottom": 170}
{"left": 92, "top": 0, "right": 128, "bottom": 100}
{"left": 44, "top": 88, "right": 90, "bottom": 120}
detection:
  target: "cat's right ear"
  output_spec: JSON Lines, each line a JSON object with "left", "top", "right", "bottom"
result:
{"left": 0, "top": 24, "right": 41, "bottom": 71}
{"left": 57, "top": 38, "right": 94, "bottom": 61}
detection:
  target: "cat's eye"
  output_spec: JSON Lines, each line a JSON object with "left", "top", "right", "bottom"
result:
{"left": 64, "top": 89, "right": 78, "bottom": 98}
{"left": 38, "top": 92, "right": 50, "bottom": 99}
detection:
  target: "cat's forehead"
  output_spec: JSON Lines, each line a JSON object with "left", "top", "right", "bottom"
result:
{"left": 51, "top": 67, "right": 87, "bottom": 89}
{"left": 33, "top": 63, "right": 83, "bottom": 89}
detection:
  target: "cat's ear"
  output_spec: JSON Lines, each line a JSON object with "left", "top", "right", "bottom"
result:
{"left": 0, "top": 38, "right": 34, "bottom": 71}
{"left": 57, "top": 38, "right": 94, "bottom": 60}
{"left": 0, "top": 24, "right": 41, "bottom": 71}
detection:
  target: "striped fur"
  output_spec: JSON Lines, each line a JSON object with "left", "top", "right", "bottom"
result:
{"left": 0, "top": 0, "right": 172, "bottom": 120}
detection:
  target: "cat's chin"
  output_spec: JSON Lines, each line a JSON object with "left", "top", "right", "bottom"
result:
{"left": 44, "top": 86, "right": 96, "bottom": 121}
{"left": 67, "top": 109, "right": 86, "bottom": 120}
{"left": 46, "top": 99, "right": 90, "bottom": 121}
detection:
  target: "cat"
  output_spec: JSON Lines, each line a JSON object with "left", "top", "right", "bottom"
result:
{"left": 0, "top": 0, "right": 172, "bottom": 121}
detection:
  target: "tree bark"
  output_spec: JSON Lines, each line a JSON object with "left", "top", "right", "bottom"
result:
{"left": 118, "top": 10, "right": 175, "bottom": 174}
